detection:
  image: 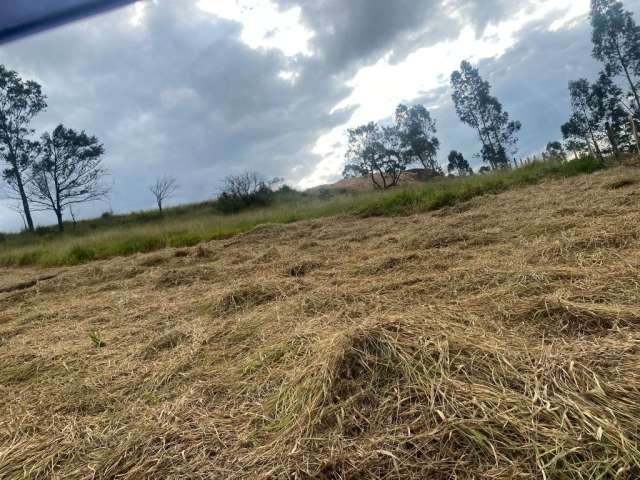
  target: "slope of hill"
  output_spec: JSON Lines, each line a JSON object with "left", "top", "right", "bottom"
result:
{"left": 1, "top": 166, "right": 640, "bottom": 478}
{"left": 0, "top": 157, "right": 607, "bottom": 267}
{"left": 306, "top": 169, "right": 429, "bottom": 193}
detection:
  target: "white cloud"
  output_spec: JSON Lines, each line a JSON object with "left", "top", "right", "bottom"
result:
{"left": 196, "top": 0, "right": 313, "bottom": 56}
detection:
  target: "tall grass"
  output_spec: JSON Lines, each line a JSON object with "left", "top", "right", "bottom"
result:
{"left": 0, "top": 156, "right": 606, "bottom": 267}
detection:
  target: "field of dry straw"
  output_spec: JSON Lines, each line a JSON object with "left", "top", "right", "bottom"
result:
{"left": 1, "top": 166, "right": 640, "bottom": 479}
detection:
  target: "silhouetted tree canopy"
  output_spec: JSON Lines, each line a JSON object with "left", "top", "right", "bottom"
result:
{"left": 447, "top": 150, "right": 473, "bottom": 176}
{"left": 0, "top": 65, "right": 46, "bottom": 232}
{"left": 28, "top": 124, "right": 109, "bottom": 231}
{"left": 544, "top": 141, "right": 566, "bottom": 160}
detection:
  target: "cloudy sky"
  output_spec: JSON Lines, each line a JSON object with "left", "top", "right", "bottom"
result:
{"left": 0, "top": 0, "right": 639, "bottom": 231}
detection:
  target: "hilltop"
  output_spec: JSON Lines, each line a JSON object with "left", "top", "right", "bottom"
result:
{"left": 306, "top": 169, "right": 429, "bottom": 194}
{"left": 1, "top": 165, "right": 640, "bottom": 478}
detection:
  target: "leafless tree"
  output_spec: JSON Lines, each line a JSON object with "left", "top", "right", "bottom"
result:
{"left": 149, "top": 175, "right": 178, "bottom": 215}
{"left": 221, "top": 171, "right": 268, "bottom": 198}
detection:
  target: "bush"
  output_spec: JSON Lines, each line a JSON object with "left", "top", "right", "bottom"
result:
{"left": 216, "top": 185, "right": 275, "bottom": 214}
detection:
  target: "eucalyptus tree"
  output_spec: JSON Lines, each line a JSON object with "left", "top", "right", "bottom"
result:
{"left": 447, "top": 150, "right": 473, "bottom": 176}
{"left": 0, "top": 65, "right": 47, "bottom": 231}
{"left": 450, "top": 61, "right": 521, "bottom": 170}
{"left": 564, "top": 79, "right": 606, "bottom": 160}
{"left": 591, "top": 0, "right": 640, "bottom": 114}
{"left": 592, "top": 72, "right": 631, "bottom": 154}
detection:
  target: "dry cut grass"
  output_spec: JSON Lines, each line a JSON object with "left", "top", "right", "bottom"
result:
{"left": 1, "top": 166, "right": 640, "bottom": 478}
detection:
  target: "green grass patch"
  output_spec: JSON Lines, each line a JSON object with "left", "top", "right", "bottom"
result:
{"left": 0, "top": 156, "right": 607, "bottom": 267}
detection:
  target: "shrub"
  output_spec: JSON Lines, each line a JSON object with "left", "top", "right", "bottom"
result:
{"left": 216, "top": 186, "right": 275, "bottom": 214}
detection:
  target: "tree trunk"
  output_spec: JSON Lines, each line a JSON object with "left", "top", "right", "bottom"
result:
{"left": 56, "top": 209, "right": 64, "bottom": 232}
{"left": 631, "top": 114, "right": 640, "bottom": 156}
{"left": 605, "top": 122, "right": 619, "bottom": 157}
{"left": 591, "top": 134, "right": 603, "bottom": 160}
{"left": 616, "top": 42, "right": 640, "bottom": 113}
{"left": 14, "top": 172, "right": 35, "bottom": 232}
{"left": 584, "top": 136, "right": 595, "bottom": 158}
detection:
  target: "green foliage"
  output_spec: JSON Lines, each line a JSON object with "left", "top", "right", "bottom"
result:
{"left": 447, "top": 150, "right": 473, "bottom": 176}
{"left": 357, "top": 156, "right": 605, "bottom": 217}
{"left": 343, "top": 122, "right": 413, "bottom": 189}
{"left": 217, "top": 186, "right": 275, "bottom": 214}
{"left": 395, "top": 103, "right": 441, "bottom": 173}
{"left": 89, "top": 332, "right": 106, "bottom": 348}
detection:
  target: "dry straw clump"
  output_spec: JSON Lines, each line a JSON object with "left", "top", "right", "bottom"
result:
{"left": 1, "top": 167, "right": 640, "bottom": 478}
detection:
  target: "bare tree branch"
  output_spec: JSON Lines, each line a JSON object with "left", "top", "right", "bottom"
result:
{"left": 149, "top": 175, "right": 178, "bottom": 215}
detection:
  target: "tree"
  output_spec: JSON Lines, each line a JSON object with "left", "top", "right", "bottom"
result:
{"left": 28, "top": 125, "right": 109, "bottom": 231}
{"left": 394, "top": 104, "right": 441, "bottom": 175}
{"left": 217, "top": 171, "right": 280, "bottom": 214}
{"left": 591, "top": 0, "right": 640, "bottom": 114}
{"left": 591, "top": 72, "right": 631, "bottom": 154}
{"left": 544, "top": 141, "right": 566, "bottom": 161}
{"left": 343, "top": 122, "right": 410, "bottom": 189}
{"left": 219, "top": 171, "right": 281, "bottom": 198}
{"left": 561, "top": 117, "right": 591, "bottom": 159}
{"left": 0, "top": 65, "right": 47, "bottom": 232}
{"left": 149, "top": 175, "right": 178, "bottom": 215}
{"left": 450, "top": 60, "right": 521, "bottom": 170}
{"left": 447, "top": 150, "right": 473, "bottom": 176}
{"left": 566, "top": 79, "right": 605, "bottom": 159}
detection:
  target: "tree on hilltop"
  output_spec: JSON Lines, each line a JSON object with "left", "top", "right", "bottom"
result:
{"left": 149, "top": 175, "right": 178, "bottom": 215}
{"left": 395, "top": 103, "right": 441, "bottom": 175}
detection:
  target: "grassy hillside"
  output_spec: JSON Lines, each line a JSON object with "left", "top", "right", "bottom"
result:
{"left": 0, "top": 156, "right": 608, "bottom": 267}
{"left": 1, "top": 165, "right": 639, "bottom": 478}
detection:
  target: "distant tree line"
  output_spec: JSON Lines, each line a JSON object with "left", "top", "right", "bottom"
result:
{"left": 0, "top": 66, "right": 109, "bottom": 231}
{"left": 343, "top": 0, "right": 640, "bottom": 188}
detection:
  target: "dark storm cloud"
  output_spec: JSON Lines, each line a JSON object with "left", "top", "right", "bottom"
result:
{"left": 273, "top": 0, "right": 541, "bottom": 73}
{"left": 0, "top": 1, "right": 354, "bottom": 228}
